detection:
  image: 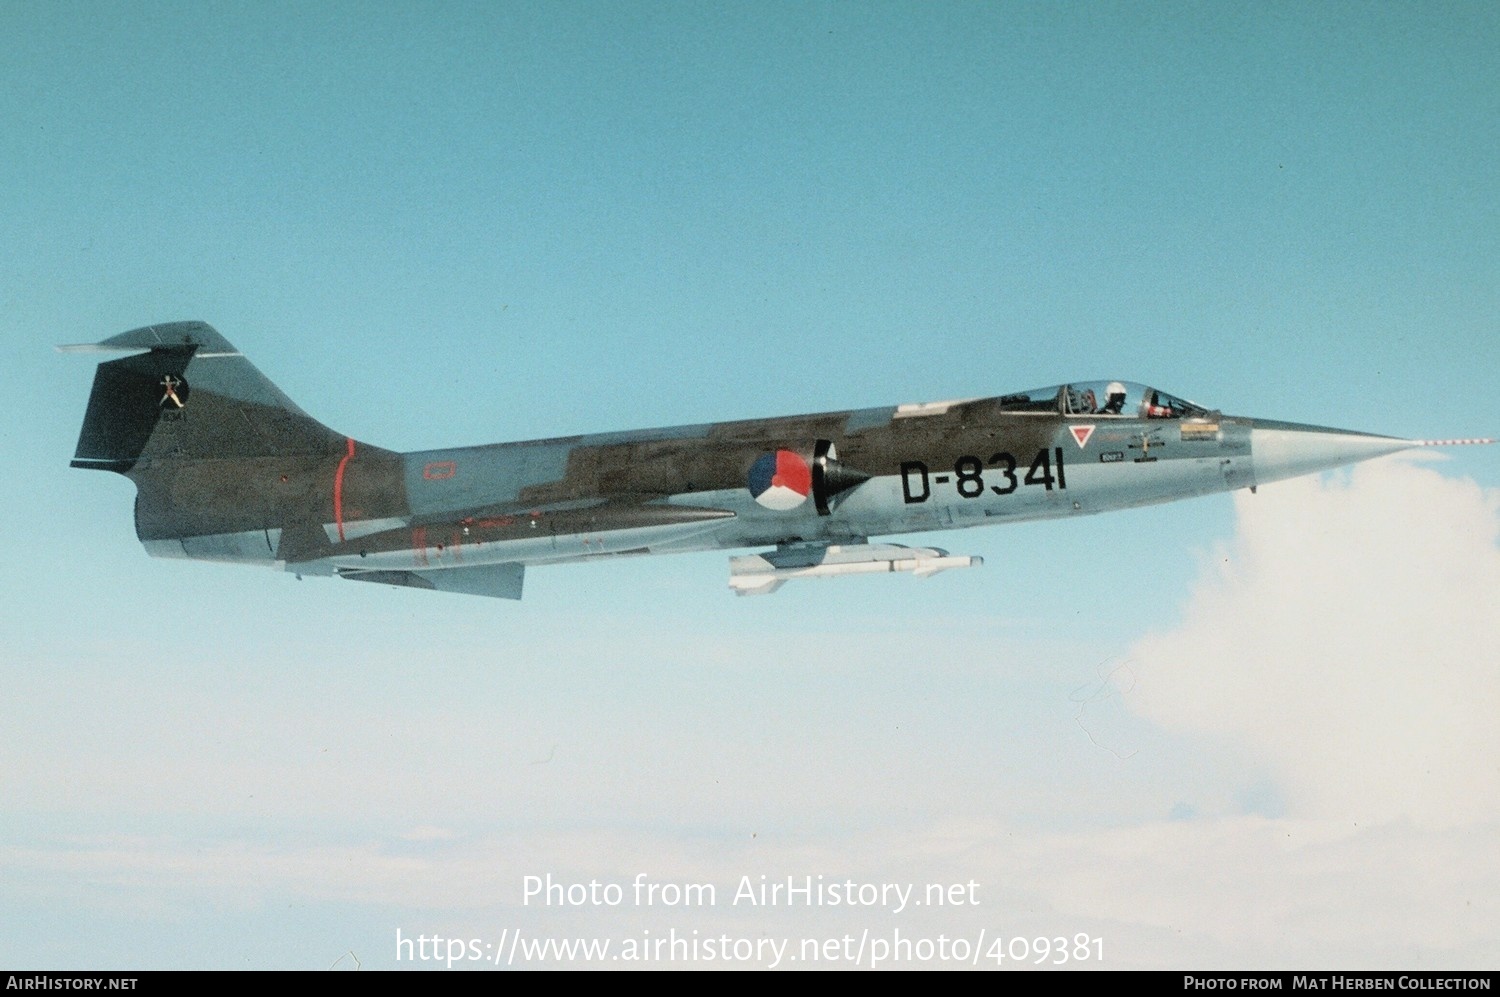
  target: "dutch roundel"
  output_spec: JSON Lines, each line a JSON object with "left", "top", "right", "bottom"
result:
{"left": 748, "top": 450, "right": 812, "bottom": 511}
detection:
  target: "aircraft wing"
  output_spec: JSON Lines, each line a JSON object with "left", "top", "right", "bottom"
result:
{"left": 305, "top": 500, "right": 738, "bottom": 599}
{"left": 338, "top": 563, "right": 526, "bottom": 600}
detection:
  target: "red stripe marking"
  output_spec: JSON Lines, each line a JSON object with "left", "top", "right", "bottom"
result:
{"left": 333, "top": 437, "right": 355, "bottom": 542}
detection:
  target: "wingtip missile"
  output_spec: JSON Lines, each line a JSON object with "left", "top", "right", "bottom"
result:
{"left": 729, "top": 543, "right": 983, "bottom": 596}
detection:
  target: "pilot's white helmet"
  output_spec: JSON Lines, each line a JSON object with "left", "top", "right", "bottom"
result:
{"left": 1107, "top": 381, "right": 1126, "bottom": 397}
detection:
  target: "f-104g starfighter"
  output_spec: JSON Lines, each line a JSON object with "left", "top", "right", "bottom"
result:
{"left": 64, "top": 322, "right": 1491, "bottom": 598}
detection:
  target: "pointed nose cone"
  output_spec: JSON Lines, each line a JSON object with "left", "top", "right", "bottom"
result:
{"left": 1250, "top": 419, "right": 1418, "bottom": 487}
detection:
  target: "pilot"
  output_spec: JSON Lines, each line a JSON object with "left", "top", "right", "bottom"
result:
{"left": 1100, "top": 382, "right": 1128, "bottom": 414}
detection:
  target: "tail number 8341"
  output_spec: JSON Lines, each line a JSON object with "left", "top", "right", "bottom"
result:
{"left": 900, "top": 448, "right": 1067, "bottom": 504}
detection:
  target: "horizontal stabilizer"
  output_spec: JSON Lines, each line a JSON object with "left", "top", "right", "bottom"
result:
{"left": 338, "top": 563, "right": 525, "bottom": 600}
{"left": 729, "top": 543, "right": 982, "bottom": 596}
{"left": 59, "top": 321, "right": 240, "bottom": 354}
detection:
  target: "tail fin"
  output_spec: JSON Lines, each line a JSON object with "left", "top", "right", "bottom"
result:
{"left": 65, "top": 322, "right": 408, "bottom": 563}
{"left": 63, "top": 321, "right": 347, "bottom": 472}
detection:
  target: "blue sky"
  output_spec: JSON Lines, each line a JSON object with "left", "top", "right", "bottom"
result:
{"left": 4, "top": 1, "right": 1498, "bottom": 969}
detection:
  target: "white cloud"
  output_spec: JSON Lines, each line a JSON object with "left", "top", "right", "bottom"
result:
{"left": 1126, "top": 456, "right": 1500, "bottom": 826}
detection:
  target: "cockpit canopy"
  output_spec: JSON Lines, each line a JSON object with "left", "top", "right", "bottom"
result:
{"left": 998, "top": 381, "right": 1211, "bottom": 420}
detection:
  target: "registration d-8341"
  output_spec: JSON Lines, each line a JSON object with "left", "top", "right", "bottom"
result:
{"left": 901, "top": 448, "right": 1067, "bottom": 504}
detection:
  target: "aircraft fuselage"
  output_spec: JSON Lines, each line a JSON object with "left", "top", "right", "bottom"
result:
{"left": 68, "top": 323, "right": 1475, "bottom": 599}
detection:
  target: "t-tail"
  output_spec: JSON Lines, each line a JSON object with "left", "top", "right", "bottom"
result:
{"left": 62, "top": 321, "right": 405, "bottom": 564}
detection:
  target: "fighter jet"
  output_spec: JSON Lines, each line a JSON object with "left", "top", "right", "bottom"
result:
{"left": 63, "top": 321, "right": 1492, "bottom": 598}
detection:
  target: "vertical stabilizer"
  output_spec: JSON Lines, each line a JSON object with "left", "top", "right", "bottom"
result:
{"left": 64, "top": 321, "right": 347, "bottom": 472}
{"left": 64, "top": 322, "right": 407, "bottom": 560}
